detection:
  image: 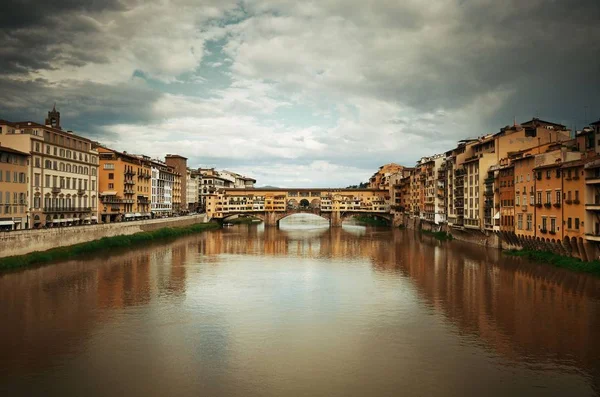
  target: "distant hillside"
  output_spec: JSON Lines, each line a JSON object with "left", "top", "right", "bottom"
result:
{"left": 346, "top": 182, "right": 369, "bottom": 189}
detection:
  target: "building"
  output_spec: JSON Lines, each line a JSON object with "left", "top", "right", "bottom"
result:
{"left": 186, "top": 169, "right": 200, "bottom": 212}
{"left": 219, "top": 170, "right": 257, "bottom": 189}
{"left": 0, "top": 145, "right": 29, "bottom": 230}
{"left": 498, "top": 158, "right": 515, "bottom": 233}
{"left": 561, "top": 158, "right": 586, "bottom": 245}
{"left": 150, "top": 159, "right": 177, "bottom": 217}
{"left": 368, "top": 163, "right": 405, "bottom": 190}
{"left": 96, "top": 147, "right": 152, "bottom": 223}
{"left": 165, "top": 154, "right": 187, "bottom": 213}
{"left": 0, "top": 109, "right": 99, "bottom": 229}
{"left": 512, "top": 152, "right": 536, "bottom": 239}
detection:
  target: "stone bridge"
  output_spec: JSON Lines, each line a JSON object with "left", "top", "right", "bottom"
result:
{"left": 205, "top": 188, "right": 400, "bottom": 227}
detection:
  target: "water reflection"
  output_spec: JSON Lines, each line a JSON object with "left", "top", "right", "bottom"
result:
{"left": 0, "top": 225, "right": 599, "bottom": 396}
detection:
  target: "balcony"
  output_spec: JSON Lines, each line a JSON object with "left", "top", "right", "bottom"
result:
{"left": 77, "top": 189, "right": 85, "bottom": 195}
{"left": 544, "top": 203, "right": 552, "bottom": 208}
{"left": 553, "top": 203, "right": 561, "bottom": 208}
{"left": 586, "top": 203, "right": 600, "bottom": 211}
{"left": 51, "top": 187, "right": 61, "bottom": 194}
{"left": 540, "top": 229, "right": 547, "bottom": 234}
{"left": 43, "top": 207, "right": 92, "bottom": 213}
{"left": 124, "top": 189, "right": 135, "bottom": 195}
{"left": 585, "top": 233, "right": 600, "bottom": 242}
{"left": 565, "top": 199, "right": 573, "bottom": 204}
{"left": 124, "top": 180, "right": 135, "bottom": 186}
{"left": 585, "top": 175, "right": 600, "bottom": 184}
{"left": 125, "top": 169, "right": 135, "bottom": 176}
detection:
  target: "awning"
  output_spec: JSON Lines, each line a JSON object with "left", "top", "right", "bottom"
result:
{"left": 67, "top": 218, "right": 74, "bottom": 222}
{"left": 494, "top": 211, "right": 500, "bottom": 220}
{"left": 124, "top": 214, "right": 134, "bottom": 218}
{"left": 60, "top": 219, "right": 67, "bottom": 223}
{"left": 0, "top": 221, "right": 14, "bottom": 226}
{"left": 100, "top": 191, "right": 117, "bottom": 196}
{"left": 91, "top": 216, "right": 98, "bottom": 220}
{"left": 53, "top": 219, "right": 60, "bottom": 223}
{"left": 72, "top": 217, "right": 80, "bottom": 221}
{"left": 134, "top": 212, "right": 142, "bottom": 217}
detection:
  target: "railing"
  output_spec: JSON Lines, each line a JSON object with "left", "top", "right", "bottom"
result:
{"left": 124, "top": 180, "right": 135, "bottom": 186}
{"left": 125, "top": 170, "right": 135, "bottom": 176}
{"left": 51, "top": 187, "right": 61, "bottom": 194}
{"left": 77, "top": 189, "right": 85, "bottom": 195}
{"left": 43, "top": 207, "right": 92, "bottom": 213}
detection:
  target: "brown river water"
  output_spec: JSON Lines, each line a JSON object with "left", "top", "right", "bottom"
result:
{"left": 1, "top": 219, "right": 600, "bottom": 396}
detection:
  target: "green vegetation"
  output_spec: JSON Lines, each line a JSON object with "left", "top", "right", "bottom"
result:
{"left": 353, "top": 215, "right": 389, "bottom": 226}
{"left": 421, "top": 229, "right": 453, "bottom": 241}
{"left": 0, "top": 223, "right": 220, "bottom": 271}
{"left": 504, "top": 249, "right": 600, "bottom": 275}
{"left": 227, "top": 217, "right": 261, "bottom": 224}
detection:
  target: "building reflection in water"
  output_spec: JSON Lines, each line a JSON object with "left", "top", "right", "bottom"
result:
{"left": 0, "top": 223, "right": 599, "bottom": 394}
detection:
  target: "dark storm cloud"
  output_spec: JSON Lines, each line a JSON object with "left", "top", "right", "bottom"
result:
{"left": 0, "top": 0, "right": 123, "bottom": 74}
{"left": 382, "top": 0, "right": 600, "bottom": 125}
{"left": 0, "top": 77, "right": 162, "bottom": 139}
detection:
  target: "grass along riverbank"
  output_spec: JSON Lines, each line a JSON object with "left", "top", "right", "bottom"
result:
{"left": 0, "top": 222, "right": 220, "bottom": 271}
{"left": 421, "top": 229, "right": 453, "bottom": 241}
{"left": 504, "top": 249, "right": 600, "bottom": 276}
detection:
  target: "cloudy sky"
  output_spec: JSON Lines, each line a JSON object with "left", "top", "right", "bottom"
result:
{"left": 1, "top": 0, "right": 599, "bottom": 187}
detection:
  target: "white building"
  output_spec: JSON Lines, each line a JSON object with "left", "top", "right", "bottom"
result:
{"left": 186, "top": 169, "right": 200, "bottom": 211}
{"left": 150, "top": 160, "right": 175, "bottom": 217}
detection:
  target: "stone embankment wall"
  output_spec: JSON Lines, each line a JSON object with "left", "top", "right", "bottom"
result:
{"left": 396, "top": 214, "right": 599, "bottom": 259}
{"left": 0, "top": 215, "right": 209, "bottom": 258}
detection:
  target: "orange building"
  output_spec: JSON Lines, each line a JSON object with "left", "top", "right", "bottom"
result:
{"left": 513, "top": 153, "right": 536, "bottom": 238}
{"left": 97, "top": 147, "right": 152, "bottom": 223}
{"left": 0, "top": 145, "right": 29, "bottom": 230}
{"left": 498, "top": 158, "right": 514, "bottom": 232}
{"left": 561, "top": 159, "right": 586, "bottom": 241}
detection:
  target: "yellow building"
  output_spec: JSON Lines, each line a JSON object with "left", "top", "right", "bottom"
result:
{"left": 0, "top": 145, "right": 29, "bottom": 230}
{"left": 561, "top": 159, "right": 586, "bottom": 242}
{"left": 97, "top": 147, "right": 152, "bottom": 223}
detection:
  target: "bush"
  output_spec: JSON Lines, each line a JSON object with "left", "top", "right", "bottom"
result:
{"left": 421, "top": 229, "right": 453, "bottom": 241}
{"left": 504, "top": 249, "right": 600, "bottom": 276}
{"left": 0, "top": 223, "right": 219, "bottom": 271}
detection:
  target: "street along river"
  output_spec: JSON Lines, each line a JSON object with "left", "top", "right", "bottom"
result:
{"left": 1, "top": 219, "right": 600, "bottom": 396}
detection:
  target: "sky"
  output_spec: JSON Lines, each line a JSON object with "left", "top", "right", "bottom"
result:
{"left": 0, "top": 0, "right": 599, "bottom": 187}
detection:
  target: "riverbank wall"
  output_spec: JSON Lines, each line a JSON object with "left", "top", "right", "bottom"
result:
{"left": 397, "top": 215, "right": 599, "bottom": 257}
{"left": 0, "top": 215, "right": 209, "bottom": 258}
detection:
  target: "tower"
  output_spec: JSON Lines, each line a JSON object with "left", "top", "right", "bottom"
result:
{"left": 45, "top": 103, "right": 61, "bottom": 129}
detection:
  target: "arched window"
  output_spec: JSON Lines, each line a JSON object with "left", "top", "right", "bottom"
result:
{"left": 59, "top": 162, "right": 65, "bottom": 171}
{"left": 79, "top": 166, "right": 83, "bottom": 174}
{"left": 84, "top": 167, "right": 88, "bottom": 175}
{"left": 66, "top": 164, "right": 71, "bottom": 172}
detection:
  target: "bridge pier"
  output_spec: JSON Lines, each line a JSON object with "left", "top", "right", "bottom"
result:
{"left": 330, "top": 211, "right": 342, "bottom": 227}
{"left": 263, "top": 212, "right": 279, "bottom": 227}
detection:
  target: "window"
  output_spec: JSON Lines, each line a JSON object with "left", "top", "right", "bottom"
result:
{"left": 35, "top": 142, "right": 40, "bottom": 152}
{"left": 523, "top": 195, "right": 527, "bottom": 206}
{"left": 52, "top": 176, "right": 57, "bottom": 187}
{"left": 541, "top": 217, "right": 547, "bottom": 231}
{"left": 568, "top": 169, "right": 572, "bottom": 178}
{"left": 550, "top": 218, "right": 556, "bottom": 233}
{"left": 108, "top": 173, "right": 114, "bottom": 180}
{"left": 34, "top": 174, "right": 40, "bottom": 187}
{"left": 104, "top": 163, "right": 115, "bottom": 170}
{"left": 546, "top": 191, "right": 551, "bottom": 204}
{"left": 35, "top": 157, "right": 40, "bottom": 168}
{"left": 526, "top": 173, "right": 530, "bottom": 181}
{"left": 568, "top": 218, "right": 572, "bottom": 229}
{"left": 575, "top": 190, "right": 580, "bottom": 201}
{"left": 517, "top": 214, "right": 523, "bottom": 230}
{"left": 526, "top": 214, "right": 532, "bottom": 231}
{"left": 568, "top": 191, "right": 572, "bottom": 200}
{"left": 108, "top": 183, "right": 114, "bottom": 189}
{"left": 556, "top": 190, "right": 561, "bottom": 204}
{"left": 537, "top": 191, "right": 542, "bottom": 205}
{"left": 516, "top": 195, "right": 520, "bottom": 206}
{"left": 546, "top": 170, "right": 551, "bottom": 178}
{"left": 5, "top": 171, "right": 10, "bottom": 182}
{"left": 45, "top": 160, "right": 51, "bottom": 168}
{"left": 45, "top": 175, "right": 50, "bottom": 187}
{"left": 575, "top": 218, "right": 580, "bottom": 229}
{"left": 34, "top": 196, "right": 40, "bottom": 209}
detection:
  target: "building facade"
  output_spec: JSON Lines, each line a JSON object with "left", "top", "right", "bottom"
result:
{"left": 0, "top": 110, "right": 99, "bottom": 229}
{"left": 165, "top": 154, "right": 187, "bottom": 213}
{"left": 97, "top": 147, "right": 152, "bottom": 223}
{"left": 0, "top": 146, "right": 29, "bottom": 230}
{"left": 150, "top": 160, "right": 176, "bottom": 217}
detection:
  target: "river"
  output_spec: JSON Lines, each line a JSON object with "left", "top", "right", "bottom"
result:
{"left": 1, "top": 218, "right": 600, "bottom": 396}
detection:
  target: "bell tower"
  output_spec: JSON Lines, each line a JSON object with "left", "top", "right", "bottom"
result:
{"left": 45, "top": 103, "right": 61, "bottom": 129}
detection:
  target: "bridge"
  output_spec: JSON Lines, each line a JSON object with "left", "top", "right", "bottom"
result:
{"left": 205, "top": 188, "right": 398, "bottom": 227}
